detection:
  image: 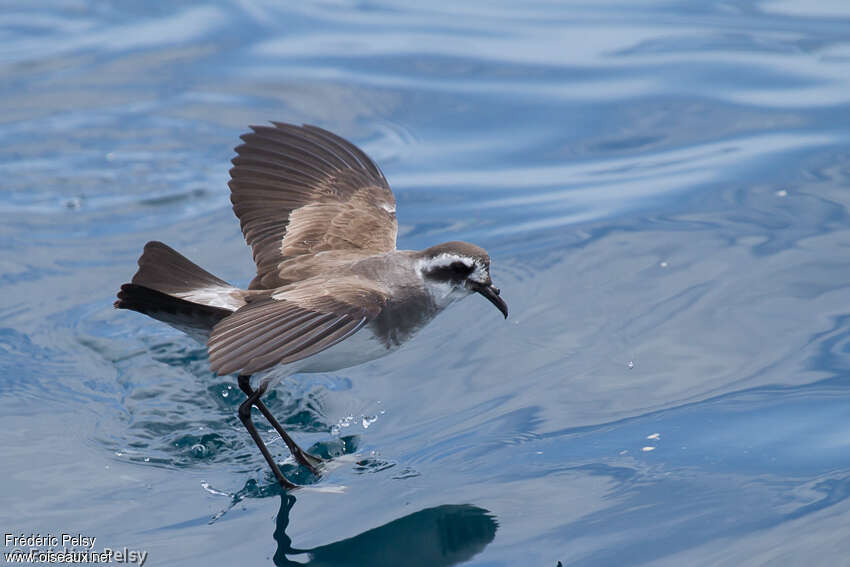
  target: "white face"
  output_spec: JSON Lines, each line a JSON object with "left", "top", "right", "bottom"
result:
{"left": 416, "top": 253, "right": 490, "bottom": 307}
{"left": 422, "top": 253, "right": 489, "bottom": 280}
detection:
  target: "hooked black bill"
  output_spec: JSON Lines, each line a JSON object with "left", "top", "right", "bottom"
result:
{"left": 474, "top": 283, "right": 508, "bottom": 319}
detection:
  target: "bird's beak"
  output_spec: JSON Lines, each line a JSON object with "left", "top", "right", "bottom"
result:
{"left": 475, "top": 283, "right": 508, "bottom": 319}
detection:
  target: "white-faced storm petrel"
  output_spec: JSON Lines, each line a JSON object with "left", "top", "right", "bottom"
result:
{"left": 115, "top": 123, "right": 508, "bottom": 489}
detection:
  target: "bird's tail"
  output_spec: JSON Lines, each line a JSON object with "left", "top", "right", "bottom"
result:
{"left": 114, "top": 241, "right": 244, "bottom": 342}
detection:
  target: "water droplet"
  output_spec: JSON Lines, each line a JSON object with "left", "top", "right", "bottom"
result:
{"left": 331, "top": 414, "right": 355, "bottom": 436}
{"left": 201, "top": 481, "right": 230, "bottom": 497}
{"left": 362, "top": 415, "right": 378, "bottom": 429}
{"left": 646, "top": 433, "right": 660, "bottom": 440}
{"left": 627, "top": 361, "right": 634, "bottom": 369}
{"left": 221, "top": 391, "right": 229, "bottom": 398}
{"left": 143, "top": 456, "right": 151, "bottom": 462}
{"left": 641, "top": 446, "right": 655, "bottom": 452}
{"left": 776, "top": 189, "right": 788, "bottom": 197}
{"left": 65, "top": 197, "right": 83, "bottom": 210}
{"left": 659, "top": 261, "right": 668, "bottom": 268}
{"left": 191, "top": 443, "right": 207, "bottom": 458}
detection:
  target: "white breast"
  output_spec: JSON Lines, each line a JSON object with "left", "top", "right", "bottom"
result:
{"left": 299, "top": 326, "right": 396, "bottom": 372}
{"left": 251, "top": 325, "right": 397, "bottom": 389}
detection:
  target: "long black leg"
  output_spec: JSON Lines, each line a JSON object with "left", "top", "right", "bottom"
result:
{"left": 237, "top": 375, "right": 323, "bottom": 475}
{"left": 237, "top": 376, "right": 297, "bottom": 490}
{"left": 256, "top": 401, "right": 323, "bottom": 474}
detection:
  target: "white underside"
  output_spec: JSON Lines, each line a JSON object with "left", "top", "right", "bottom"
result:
{"left": 253, "top": 288, "right": 470, "bottom": 388}
{"left": 252, "top": 325, "right": 398, "bottom": 387}
{"left": 166, "top": 280, "right": 472, "bottom": 388}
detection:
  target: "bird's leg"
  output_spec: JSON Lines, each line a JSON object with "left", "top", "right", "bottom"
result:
{"left": 237, "top": 375, "right": 323, "bottom": 476}
{"left": 237, "top": 375, "right": 297, "bottom": 490}
{"left": 255, "top": 401, "right": 323, "bottom": 475}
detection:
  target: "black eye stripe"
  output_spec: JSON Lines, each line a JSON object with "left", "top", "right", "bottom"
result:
{"left": 425, "top": 261, "right": 474, "bottom": 281}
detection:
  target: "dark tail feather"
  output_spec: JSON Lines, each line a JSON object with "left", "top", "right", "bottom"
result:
{"left": 115, "top": 284, "right": 232, "bottom": 342}
{"left": 128, "top": 241, "right": 230, "bottom": 295}
{"left": 115, "top": 241, "right": 239, "bottom": 341}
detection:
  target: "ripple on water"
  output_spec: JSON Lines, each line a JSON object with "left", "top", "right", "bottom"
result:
{"left": 96, "top": 337, "right": 333, "bottom": 473}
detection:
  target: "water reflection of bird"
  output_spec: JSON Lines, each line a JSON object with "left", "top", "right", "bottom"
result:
{"left": 273, "top": 495, "right": 497, "bottom": 567}
{"left": 115, "top": 123, "right": 508, "bottom": 488}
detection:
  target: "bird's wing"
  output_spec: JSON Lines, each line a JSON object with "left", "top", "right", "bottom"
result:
{"left": 229, "top": 122, "right": 398, "bottom": 289}
{"left": 207, "top": 277, "right": 389, "bottom": 375}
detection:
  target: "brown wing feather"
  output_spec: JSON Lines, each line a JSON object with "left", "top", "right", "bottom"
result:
{"left": 207, "top": 278, "right": 388, "bottom": 376}
{"left": 229, "top": 123, "right": 398, "bottom": 289}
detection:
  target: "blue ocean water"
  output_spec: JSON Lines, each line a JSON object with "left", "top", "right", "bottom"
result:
{"left": 2, "top": 1, "right": 850, "bottom": 565}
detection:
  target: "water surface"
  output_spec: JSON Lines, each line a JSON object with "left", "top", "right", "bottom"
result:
{"left": 3, "top": 1, "right": 850, "bottom": 565}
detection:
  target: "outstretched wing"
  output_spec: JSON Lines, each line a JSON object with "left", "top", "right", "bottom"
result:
{"left": 229, "top": 123, "right": 398, "bottom": 289}
{"left": 207, "top": 277, "right": 388, "bottom": 375}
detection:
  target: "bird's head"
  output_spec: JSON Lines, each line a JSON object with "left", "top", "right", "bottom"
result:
{"left": 416, "top": 241, "right": 508, "bottom": 318}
